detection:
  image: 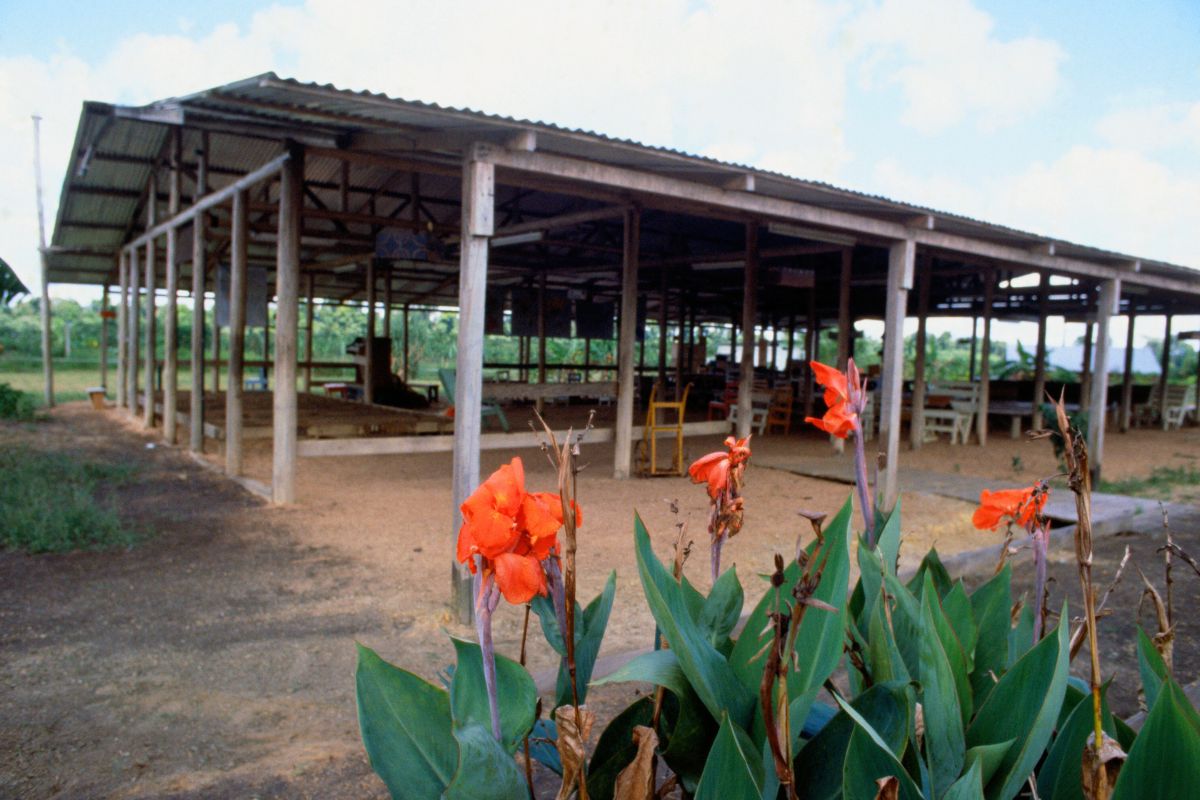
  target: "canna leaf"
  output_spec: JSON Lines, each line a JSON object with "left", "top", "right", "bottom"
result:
{"left": 1111, "top": 679, "right": 1200, "bottom": 800}
{"left": 920, "top": 578, "right": 965, "bottom": 798}
{"left": 694, "top": 714, "right": 763, "bottom": 800}
{"left": 449, "top": 636, "right": 537, "bottom": 756}
{"left": 441, "top": 723, "right": 528, "bottom": 800}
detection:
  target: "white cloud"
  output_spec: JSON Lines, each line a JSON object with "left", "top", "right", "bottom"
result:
{"left": 850, "top": 0, "right": 1065, "bottom": 133}
{"left": 1096, "top": 101, "right": 1200, "bottom": 152}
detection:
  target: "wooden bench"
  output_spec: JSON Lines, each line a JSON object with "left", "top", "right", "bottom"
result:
{"left": 921, "top": 381, "right": 979, "bottom": 445}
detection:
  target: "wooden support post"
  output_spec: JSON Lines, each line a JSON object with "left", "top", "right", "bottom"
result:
{"left": 365, "top": 259, "right": 376, "bottom": 405}
{"left": 304, "top": 274, "right": 315, "bottom": 392}
{"left": 977, "top": 274, "right": 994, "bottom": 446}
{"left": 614, "top": 208, "right": 640, "bottom": 479}
{"left": 737, "top": 223, "right": 759, "bottom": 439}
{"left": 128, "top": 247, "right": 140, "bottom": 417}
{"left": 1088, "top": 279, "right": 1119, "bottom": 482}
{"left": 402, "top": 304, "right": 410, "bottom": 380}
{"left": 536, "top": 270, "right": 547, "bottom": 414}
{"left": 100, "top": 283, "right": 110, "bottom": 390}
{"left": 786, "top": 317, "right": 796, "bottom": 375}
{"left": 212, "top": 305, "right": 221, "bottom": 394}
{"left": 32, "top": 115, "right": 54, "bottom": 408}
{"left": 1080, "top": 320, "right": 1095, "bottom": 407}
{"left": 117, "top": 253, "right": 128, "bottom": 408}
{"left": 730, "top": 317, "right": 737, "bottom": 372}
{"left": 1032, "top": 273, "right": 1049, "bottom": 430}
{"left": 163, "top": 129, "right": 181, "bottom": 444}
{"left": 384, "top": 267, "right": 393, "bottom": 342}
{"left": 675, "top": 286, "right": 686, "bottom": 399}
{"left": 968, "top": 317, "right": 978, "bottom": 383}
{"left": 1120, "top": 314, "right": 1136, "bottom": 432}
{"left": 910, "top": 254, "right": 931, "bottom": 448}
{"left": 1158, "top": 314, "right": 1173, "bottom": 422}
{"left": 273, "top": 145, "right": 304, "bottom": 505}
{"left": 189, "top": 134, "right": 208, "bottom": 452}
{"left": 226, "top": 190, "right": 248, "bottom": 477}
{"left": 657, "top": 270, "right": 668, "bottom": 389}
{"left": 834, "top": 248, "right": 853, "bottom": 453}
{"left": 879, "top": 240, "right": 914, "bottom": 513}
{"left": 450, "top": 152, "right": 493, "bottom": 623}
{"left": 143, "top": 191, "right": 157, "bottom": 430}
{"left": 804, "top": 294, "right": 817, "bottom": 418}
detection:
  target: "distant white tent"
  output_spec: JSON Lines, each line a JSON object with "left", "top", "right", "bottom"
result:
{"left": 1045, "top": 344, "right": 1162, "bottom": 375}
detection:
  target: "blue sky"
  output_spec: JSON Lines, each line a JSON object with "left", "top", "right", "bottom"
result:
{"left": 1, "top": 0, "right": 1197, "bottom": 347}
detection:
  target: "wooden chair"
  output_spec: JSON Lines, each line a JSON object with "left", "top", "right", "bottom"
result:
{"left": 439, "top": 368, "right": 510, "bottom": 432}
{"left": 636, "top": 382, "right": 692, "bottom": 476}
{"left": 922, "top": 381, "right": 980, "bottom": 445}
{"left": 727, "top": 389, "right": 771, "bottom": 435}
{"left": 707, "top": 382, "right": 739, "bottom": 421}
{"left": 765, "top": 385, "right": 794, "bottom": 435}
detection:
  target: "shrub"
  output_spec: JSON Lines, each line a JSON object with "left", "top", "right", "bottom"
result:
{"left": 0, "top": 382, "right": 35, "bottom": 421}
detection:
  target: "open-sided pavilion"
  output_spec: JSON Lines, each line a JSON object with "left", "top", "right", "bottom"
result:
{"left": 45, "top": 74, "right": 1200, "bottom": 616}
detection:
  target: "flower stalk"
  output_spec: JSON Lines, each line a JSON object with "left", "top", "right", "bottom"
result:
{"left": 806, "top": 359, "right": 875, "bottom": 543}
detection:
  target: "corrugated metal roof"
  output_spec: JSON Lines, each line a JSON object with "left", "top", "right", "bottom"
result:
{"left": 48, "top": 72, "right": 1199, "bottom": 301}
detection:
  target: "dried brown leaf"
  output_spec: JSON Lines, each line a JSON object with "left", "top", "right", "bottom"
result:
{"left": 612, "top": 725, "right": 658, "bottom": 800}
{"left": 1082, "top": 731, "right": 1126, "bottom": 800}
{"left": 874, "top": 776, "right": 900, "bottom": 800}
{"left": 555, "top": 705, "right": 595, "bottom": 800}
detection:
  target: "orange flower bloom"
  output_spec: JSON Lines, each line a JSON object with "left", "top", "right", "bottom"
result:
{"left": 689, "top": 436, "right": 752, "bottom": 499}
{"left": 456, "top": 458, "right": 581, "bottom": 605}
{"left": 804, "top": 361, "right": 858, "bottom": 439}
{"left": 972, "top": 484, "right": 1049, "bottom": 531}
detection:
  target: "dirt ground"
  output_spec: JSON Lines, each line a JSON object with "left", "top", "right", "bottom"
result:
{"left": 1, "top": 404, "right": 1197, "bottom": 797}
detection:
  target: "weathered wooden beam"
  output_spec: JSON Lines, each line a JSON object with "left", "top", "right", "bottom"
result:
{"left": 365, "top": 258, "right": 376, "bottom": 405}
{"left": 163, "top": 128, "right": 181, "bottom": 444}
{"left": 492, "top": 205, "right": 628, "bottom": 237}
{"left": 1158, "top": 315, "right": 1173, "bottom": 422}
{"left": 143, "top": 187, "right": 157, "bottom": 430}
{"left": 737, "top": 223, "right": 759, "bottom": 439}
{"left": 910, "top": 253, "right": 931, "bottom": 449}
{"left": 226, "top": 189, "right": 248, "bottom": 477}
{"left": 879, "top": 239, "right": 914, "bottom": 513}
{"left": 116, "top": 253, "right": 128, "bottom": 408}
{"left": 450, "top": 150, "right": 494, "bottom": 623}
{"left": 273, "top": 144, "right": 304, "bottom": 505}
{"left": 1120, "top": 313, "right": 1136, "bottom": 432}
{"left": 1088, "top": 278, "right": 1120, "bottom": 481}
{"left": 189, "top": 133, "right": 208, "bottom": 453}
{"left": 128, "top": 247, "right": 140, "bottom": 416}
{"left": 1032, "top": 272, "right": 1050, "bottom": 430}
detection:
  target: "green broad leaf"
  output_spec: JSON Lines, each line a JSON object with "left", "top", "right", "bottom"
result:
{"left": 355, "top": 643, "right": 457, "bottom": 799}
{"left": 585, "top": 697, "right": 654, "bottom": 800}
{"left": 634, "top": 513, "right": 755, "bottom": 728}
{"left": 530, "top": 593, "right": 567, "bottom": 657}
{"left": 449, "top": 637, "right": 537, "bottom": 755}
{"left": 941, "top": 758, "right": 985, "bottom": 800}
{"left": 942, "top": 581, "right": 978, "bottom": 673}
{"left": 527, "top": 718, "right": 561, "bottom": 776}
{"left": 1137, "top": 626, "right": 1169, "bottom": 712}
{"left": 1112, "top": 679, "right": 1200, "bottom": 800}
{"left": 969, "top": 565, "right": 1012, "bottom": 705}
{"left": 884, "top": 573, "right": 923, "bottom": 681}
{"left": 680, "top": 571, "right": 708, "bottom": 622}
{"left": 967, "top": 603, "right": 1070, "bottom": 800}
{"left": 964, "top": 740, "right": 1013, "bottom": 788}
{"left": 789, "top": 496, "right": 854, "bottom": 696}
{"left": 554, "top": 570, "right": 617, "bottom": 707}
{"left": 907, "top": 547, "right": 952, "bottom": 600}
{"left": 1114, "top": 712, "right": 1138, "bottom": 752}
{"left": 441, "top": 723, "right": 528, "bottom": 800}
{"left": 1007, "top": 602, "right": 1034, "bottom": 666}
{"left": 699, "top": 566, "right": 745, "bottom": 655}
{"left": 728, "top": 556, "right": 800, "bottom": 693}
{"left": 695, "top": 714, "right": 763, "bottom": 800}
{"left": 794, "top": 682, "right": 913, "bottom": 800}
{"left": 922, "top": 573, "right": 974, "bottom": 727}
{"left": 920, "top": 580, "right": 965, "bottom": 799}
{"left": 1037, "top": 684, "right": 1114, "bottom": 800}
{"left": 841, "top": 726, "right": 923, "bottom": 800}
{"left": 592, "top": 648, "right": 689, "bottom": 695}
{"left": 855, "top": 501, "right": 901, "bottom": 635}
{"left": 875, "top": 498, "right": 903, "bottom": 577}
{"left": 867, "top": 588, "right": 911, "bottom": 685}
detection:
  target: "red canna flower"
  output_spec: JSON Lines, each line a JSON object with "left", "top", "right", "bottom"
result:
{"left": 804, "top": 361, "right": 860, "bottom": 439}
{"left": 972, "top": 483, "right": 1049, "bottom": 531}
{"left": 456, "top": 458, "right": 582, "bottom": 605}
{"left": 689, "top": 436, "right": 752, "bottom": 499}
{"left": 689, "top": 436, "right": 752, "bottom": 582}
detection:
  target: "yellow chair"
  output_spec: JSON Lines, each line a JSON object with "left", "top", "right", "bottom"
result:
{"left": 637, "top": 382, "right": 692, "bottom": 477}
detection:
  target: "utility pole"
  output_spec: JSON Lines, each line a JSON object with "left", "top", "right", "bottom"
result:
{"left": 32, "top": 115, "right": 54, "bottom": 407}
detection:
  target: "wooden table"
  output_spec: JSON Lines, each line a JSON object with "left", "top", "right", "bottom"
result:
{"left": 481, "top": 381, "right": 617, "bottom": 403}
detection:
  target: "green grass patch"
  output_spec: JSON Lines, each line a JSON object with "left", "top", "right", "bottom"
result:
{"left": 0, "top": 446, "right": 141, "bottom": 553}
{"left": 1100, "top": 465, "right": 1200, "bottom": 500}
{"left": 0, "top": 382, "right": 37, "bottom": 421}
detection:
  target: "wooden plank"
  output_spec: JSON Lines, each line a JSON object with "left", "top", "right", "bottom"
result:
{"left": 304, "top": 273, "right": 315, "bottom": 392}
{"left": 910, "top": 253, "right": 930, "bottom": 448}
{"left": 127, "top": 246, "right": 140, "bottom": 416}
{"left": 977, "top": 273, "right": 994, "bottom": 446}
{"left": 143, "top": 190, "right": 157, "bottom": 430}
{"left": 450, "top": 153, "right": 493, "bottom": 622}
{"left": 298, "top": 419, "right": 730, "bottom": 457}
{"left": 163, "top": 128, "right": 181, "bottom": 444}
{"left": 273, "top": 144, "right": 303, "bottom": 504}
{"left": 614, "top": 208, "right": 639, "bottom": 479}
{"left": 879, "top": 239, "right": 914, "bottom": 512}
{"left": 1032, "top": 272, "right": 1049, "bottom": 430}
{"left": 226, "top": 190, "right": 248, "bottom": 477}
{"left": 494, "top": 205, "right": 627, "bottom": 237}
{"left": 737, "top": 223, "right": 758, "bottom": 439}
{"left": 116, "top": 253, "right": 128, "bottom": 408}
{"left": 1088, "top": 278, "right": 1120, "bottom": 480}
{"left": 1120, "top": 313, "right": 1136, "bottom": 432}
{"left": 365, "top": 258, "right": 376, "bottom": 404}
{"left": 189, "top": 135, "right": 208, "bottom": 453}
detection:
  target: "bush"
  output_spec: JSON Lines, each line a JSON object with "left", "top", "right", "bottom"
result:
{"left": 0, "top": 382, "right": 35, "bottom": 421}
{"left": 0, "top": 447, "right": 139, "bottom": 553}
